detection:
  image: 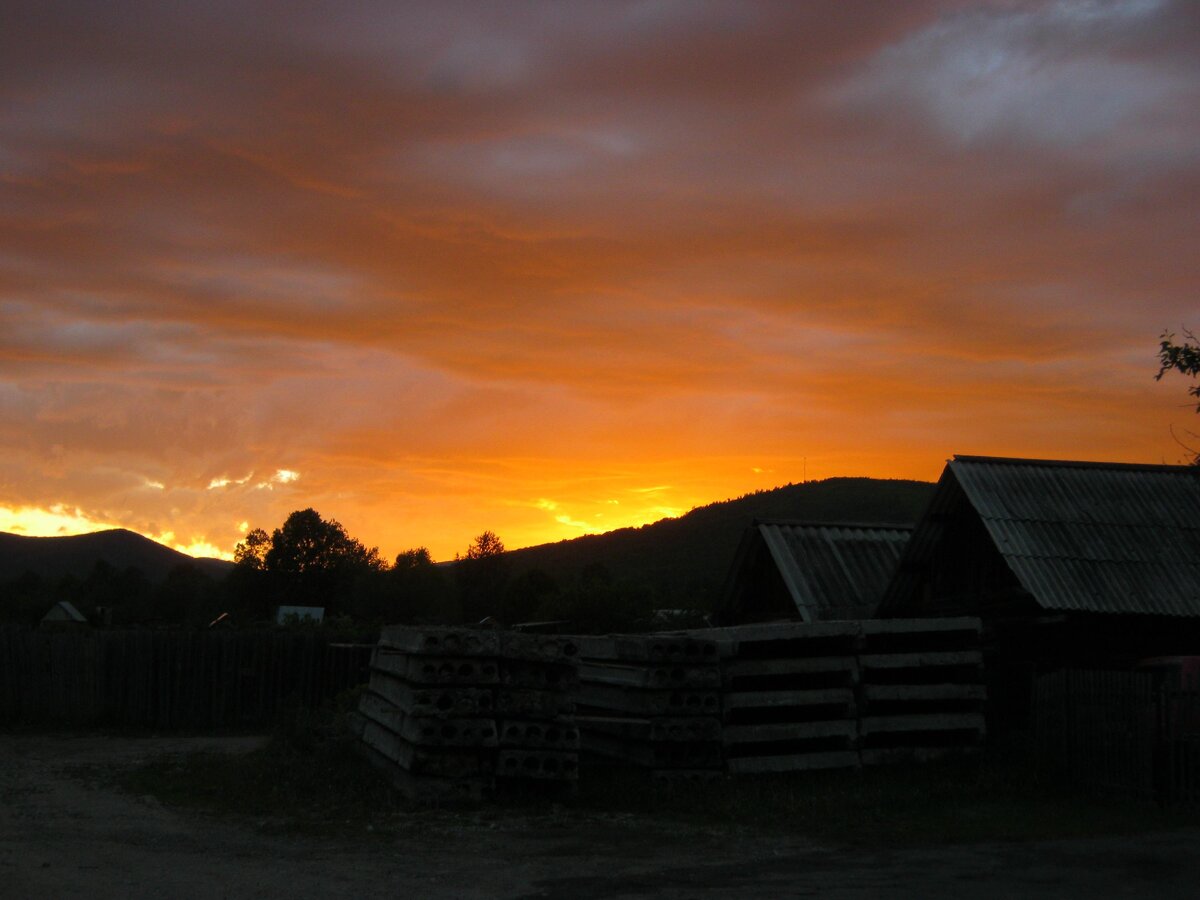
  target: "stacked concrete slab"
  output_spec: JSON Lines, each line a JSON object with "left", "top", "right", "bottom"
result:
{"left": 354, "top": 627, "right": 580, "bottom": 800}
{"left": 691, "top": 622, "right": 862, "bottom": 775}
{"left": 494, "top": 631, "right": 581, "bottom": 789}
{"left": 574, "top": 633, "right": 724, "bottom": 780}
{"left": 678, "top": 616, "right": 986, "bottom": 773}
{"left": 856, "top": 617, "right": 986, "bottom": 764}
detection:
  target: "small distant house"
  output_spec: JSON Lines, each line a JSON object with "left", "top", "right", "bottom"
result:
{"left": 715, "top": 521, "right": 913, "bottom": 625}
{"left": 41, "top": 600, "right": 89, "bottom": 628}
{"left": 275, "top": 605, "right": 324, "bottom": 625}
{"left": 876, "top": 455, "right": 1200, "bottom": 665}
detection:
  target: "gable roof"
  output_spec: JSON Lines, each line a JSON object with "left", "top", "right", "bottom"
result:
{"left": 879, "top": 455, "right": 1200, "bottom": 618}
{"left": 719, "top": 521, "right": 913, "bottom": 623}
{"left": 42, "top": 600, "right": 87, "bottom": 624}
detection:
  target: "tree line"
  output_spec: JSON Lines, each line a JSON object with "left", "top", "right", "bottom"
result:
{"left": 5, "top": 330, "right": 1191, "bottom": 632}
{"left": 0, "top": 507, "right": 676, "bottom": 634}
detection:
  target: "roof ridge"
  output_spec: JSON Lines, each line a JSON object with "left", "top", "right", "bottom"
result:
{"left": 952, "top": 455, "right": 1200, "bottom": 473}
{"left": 753, "top": 519, "right": 914, "bottom": 531}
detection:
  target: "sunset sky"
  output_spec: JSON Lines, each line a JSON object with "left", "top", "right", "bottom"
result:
{"left": 1, "top": 0, "right": 1197, "bottom": 562}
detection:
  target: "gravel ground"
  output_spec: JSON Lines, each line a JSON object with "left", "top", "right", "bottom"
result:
{"left": 2, "top": 733, "right": 1198, "bottom": 899}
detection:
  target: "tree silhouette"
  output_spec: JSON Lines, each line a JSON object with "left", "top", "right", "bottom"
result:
{"left": 234, "top": 527, "right": 271, "bottom": 570}
{"left": 457, "top": 530, "right": 509, "bottom": 622}
{"left": 464, "top": 530, "right": 505, "bottom": 561}
{"left": 264, "top": 509, "right": 384, "bottom": 576}
{"left": 235, "top": 509, "right": 385, "bottom": 613}
{"left": 1157, "top": 328, "right": 1200, "bottom": 464}
{"left": 386, "top": 547, "right": 453, "bottom": 624}
{"left": 395, "top": 547, "right": 435, "bottom": 570}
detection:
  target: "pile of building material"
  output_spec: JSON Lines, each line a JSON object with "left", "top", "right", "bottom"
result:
{"left": 574, "top": 633, "right": 724, "bottom": 780}
{"left": 677, "top": 617, "right": 986, "bottom": 774}
{"left": 354, "top": 627, "right": 580, "bottom": 801}
{"left": 494, "top": 631, "right": 581, "bottom": 790}
{"left": 693, "top": 622, "right": 862, "bottom": 775}
{"left": 856, "top": 617, "right": 986, "bottom": 764}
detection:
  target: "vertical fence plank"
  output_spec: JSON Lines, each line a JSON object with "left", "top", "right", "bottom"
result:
{"left": 0, "top": 627, "right": 375, "bottom": 731}
{"left": 1033, "top": 667, "right": 1196, "bottom": 807}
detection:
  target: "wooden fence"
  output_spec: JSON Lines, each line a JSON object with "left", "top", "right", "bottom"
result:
{"left": 1032, "top": 668, "right": 1200, "bottom": 807}
{"left": 0, "top": 626, "right": 374, "bottom": 729}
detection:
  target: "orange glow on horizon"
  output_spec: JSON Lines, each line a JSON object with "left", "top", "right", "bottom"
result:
{"left": 0, "top": 2, "right": 1195, "bottom": 566}
{"left": 0, "top": 505, "right": 235, "bottom": 561}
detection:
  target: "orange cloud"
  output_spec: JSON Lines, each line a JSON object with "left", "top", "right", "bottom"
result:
{"left": 0, "top": 1, "right": 1196, "bottom": 561}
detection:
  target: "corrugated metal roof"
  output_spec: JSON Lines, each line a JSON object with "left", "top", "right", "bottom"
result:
{"left": 951, "top": 456, "right": 1200, "bottom": 617}
{"left": 756, "top": 521, "right": 912, "bottom": 621}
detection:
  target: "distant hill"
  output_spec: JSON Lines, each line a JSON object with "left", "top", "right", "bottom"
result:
{"left": 502, "top": 477, "right": 936, "bottom": 610}
{"left": 0, "top": 529, "right": 234, "bottom": 583}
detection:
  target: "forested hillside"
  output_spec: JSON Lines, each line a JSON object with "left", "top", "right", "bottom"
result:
{"left": 504, "top": 477, "right": 935, "bottom": 612}
{"left": 0, "top": 530, "right": 232, "bottom": 582}
{"left": 0, "top": 478, "right": 934, "bottom": 630}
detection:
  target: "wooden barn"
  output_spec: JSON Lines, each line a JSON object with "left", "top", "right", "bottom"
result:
{"left": 876, "top": 455, "right": 1200, "bottom": 681}
{"left": 715, "top": 521, "right": 913, "bottom": 625}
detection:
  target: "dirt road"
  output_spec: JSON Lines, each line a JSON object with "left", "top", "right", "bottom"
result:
{"left": 2, "top": 734, "right": 1197, "bottom": 899}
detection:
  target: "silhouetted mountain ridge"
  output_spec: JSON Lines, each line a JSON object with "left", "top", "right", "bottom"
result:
{"left": 0, "top": 529, "right": 234, "bottom": 583}
{"left": 503, "top": 477, "right": 935, "bottom": 608}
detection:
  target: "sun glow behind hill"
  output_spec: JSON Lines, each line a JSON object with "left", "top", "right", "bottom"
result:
{"left": 0, "top": 505, "right": 234, "bottom": 561}
{"left": 0, "top": 455, "right": 843, "bottom": 564}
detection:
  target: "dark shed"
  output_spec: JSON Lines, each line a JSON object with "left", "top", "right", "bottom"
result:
{"left": 878, "top": 455, "right": 1200, "bottom": 665}
{"left": 716, "top": 521, "right": 912, "bottom": 625}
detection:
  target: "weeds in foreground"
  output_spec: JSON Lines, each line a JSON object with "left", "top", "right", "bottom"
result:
{"left": 117, "top": 689, "right": 399, "bottom": 837}
{"left": 116, "top": 708, "right": 1192, "bottom": 846}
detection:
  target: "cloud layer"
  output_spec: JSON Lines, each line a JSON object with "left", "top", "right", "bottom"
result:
{"left": 2, "top": 1, "right": 1197, "bottom": 559}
